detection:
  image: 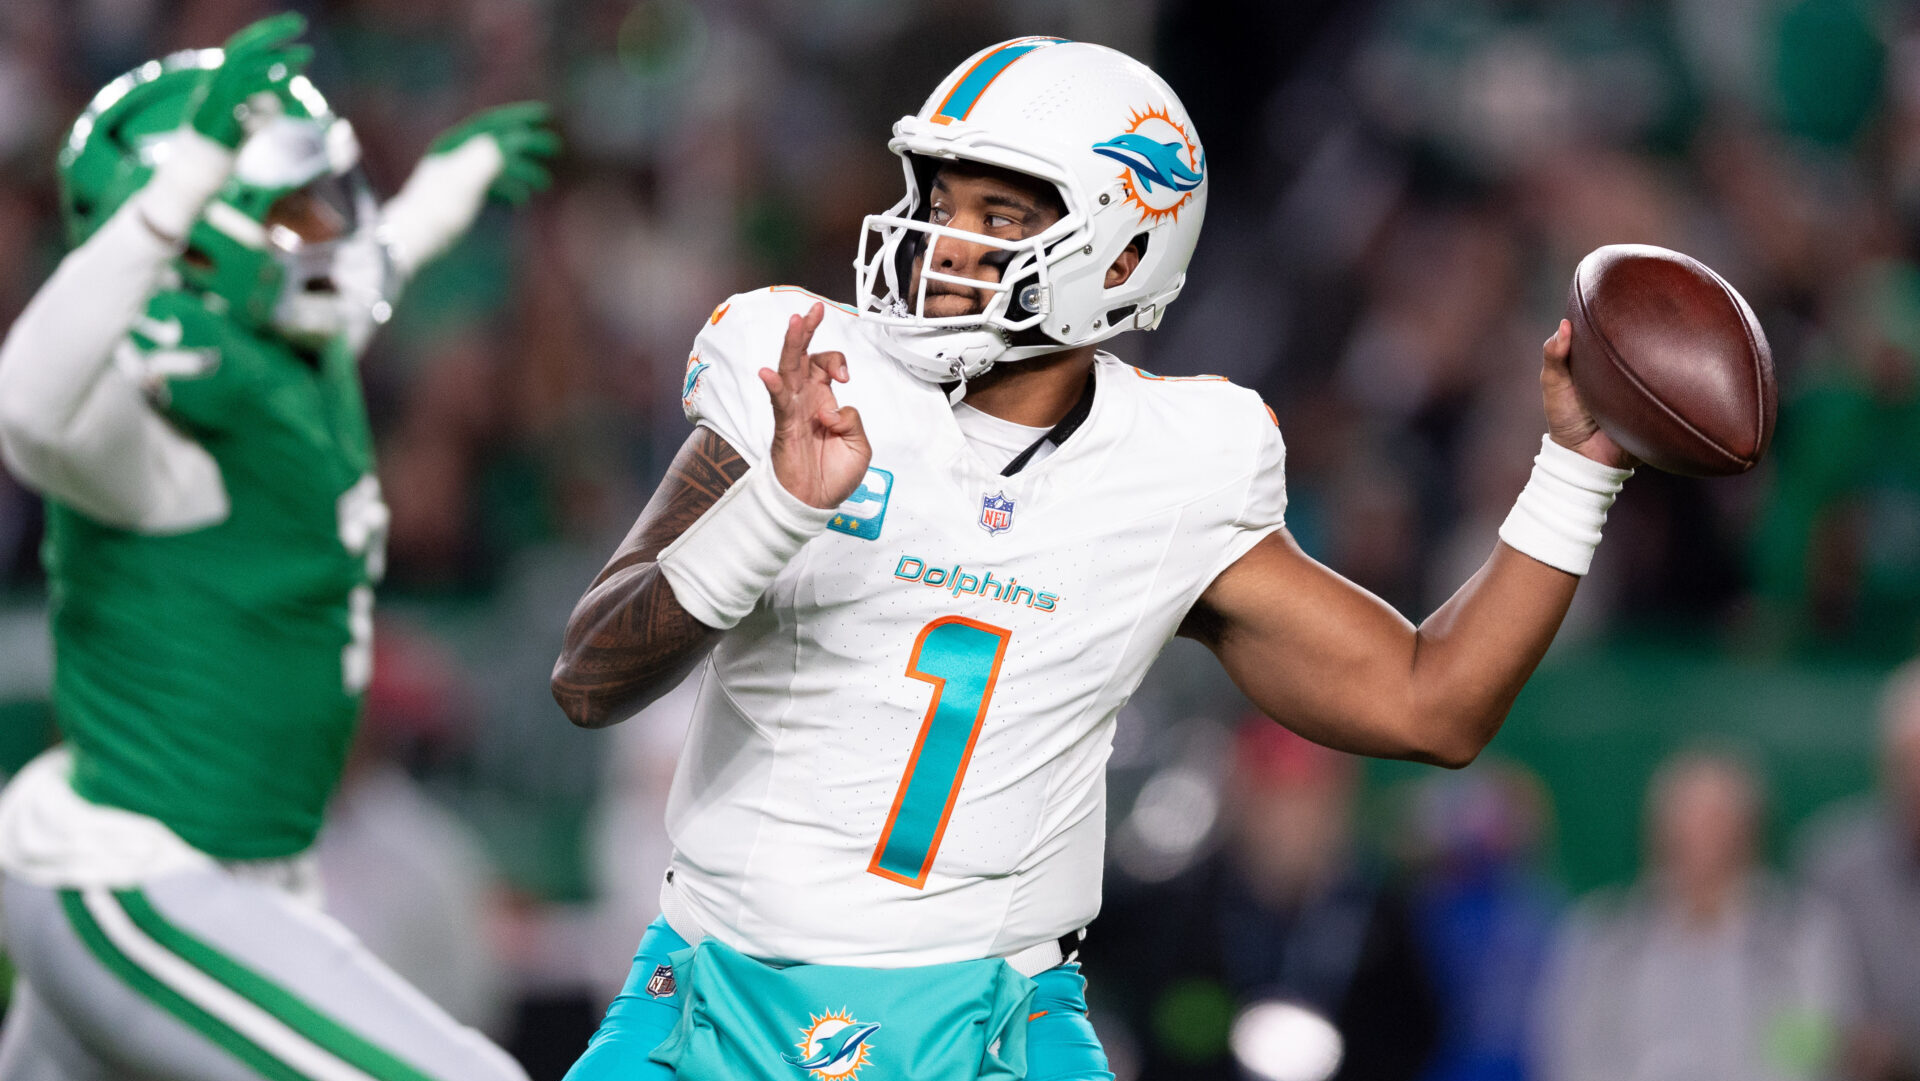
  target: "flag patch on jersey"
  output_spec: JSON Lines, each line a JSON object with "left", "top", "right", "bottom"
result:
{"left": 979, "top": 491, "right": 1015, "bottom": 535}
{"left": 827, "top": 467, "right": 892, "bottom": 541}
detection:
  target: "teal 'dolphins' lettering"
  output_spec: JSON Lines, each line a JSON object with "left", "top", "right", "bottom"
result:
{"left": 892, "top": 555, "right": 1060, "bottom": 612}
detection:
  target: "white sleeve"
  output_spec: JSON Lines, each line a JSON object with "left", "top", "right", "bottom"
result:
{"left": 1211, "top": 395, "right": 1289, "bottom": 576}
{"left": 680, "top": 296, "right": 778, "bottom": 463}
{"left": 378, "top": 137, "right": 504, "bottom": 280}
{"left": 0, "top": 132, "right": 234, "bottom": 533}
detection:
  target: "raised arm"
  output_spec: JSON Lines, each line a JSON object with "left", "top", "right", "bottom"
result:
{"left": 0, "top": 16, "right": 308, "bottom": 531}
{"left": 0, "top": 184, "right": 231, "bottom": 531}
{"left": 552, "top": 302, "right": 870, "bottom": 727}
{"left": 380, "top": 103, "right": 559, "bottom": 281}
{"left": 1182, "top": 321, "right": 1634, "bottom": 767}
{"left": 1183, "top": 528, "right": 1578, "bottom": 766}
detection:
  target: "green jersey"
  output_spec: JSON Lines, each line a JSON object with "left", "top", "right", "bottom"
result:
{"left": 43, "top": 289, "right": 386, "bottom": 860}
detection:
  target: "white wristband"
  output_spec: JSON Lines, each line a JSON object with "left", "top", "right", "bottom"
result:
{"left": 656, "top": 462, "right": 837, "bottom": 629}
{"left": 132, "top": 129, "right": 236, "bottom": 243}
{"left": 1498, "top": 434, "right": 1633, "bottom": 576}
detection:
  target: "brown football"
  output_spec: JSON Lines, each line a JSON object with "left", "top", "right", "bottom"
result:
{"left": 1565, "top": 244, "right": 1776, "bottom": 477}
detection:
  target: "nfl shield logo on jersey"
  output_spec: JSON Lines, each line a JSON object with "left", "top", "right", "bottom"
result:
{"left": 979, "top": 492, "right": 1015, "bottom": 535}
{"left": 646, "top": 964, "right": 676, "bottom": 998}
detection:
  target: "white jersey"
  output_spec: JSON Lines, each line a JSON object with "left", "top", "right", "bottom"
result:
{"left": 663, "top": 287, "right": 1288, "bottom": 967}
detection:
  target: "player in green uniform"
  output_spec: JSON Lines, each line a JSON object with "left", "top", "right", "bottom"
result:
{"left": 0, "top": 15, "right": 555, "bottom": 1080}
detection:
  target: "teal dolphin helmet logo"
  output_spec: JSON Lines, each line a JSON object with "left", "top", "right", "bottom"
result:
{"left": 1090, "top": 132, "right": 1205, "bottom": 194}
{"left": 1089, "top": 104, "right": 1206, "bottom": 227}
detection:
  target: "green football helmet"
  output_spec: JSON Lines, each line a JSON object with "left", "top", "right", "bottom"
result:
{"left": 59, "top": 50, "right": 377, "bottom": 337}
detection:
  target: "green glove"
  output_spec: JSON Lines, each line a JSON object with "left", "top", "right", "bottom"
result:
{"left": 187, "top": 13, "right": 313, "bottom": 148}
{"left": 428, "top": 102, "right": 561, "bottom": 204}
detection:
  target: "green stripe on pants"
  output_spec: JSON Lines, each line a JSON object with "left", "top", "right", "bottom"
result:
{"left": 113, "top": 888, "right": 443, "bottom": 1081}
{"left": 58, "top": 889, "right": 312, "bottom": 1081}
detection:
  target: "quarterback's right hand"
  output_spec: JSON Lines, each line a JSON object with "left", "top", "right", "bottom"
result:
{"left": 1540, "top": 318, "right": 1637, "bottom": 470}
{"left": 760, "top": 303, "right": 870, "bottom": 509}
{"left": 188, "top": 13, "right": 313, "bottom": 148}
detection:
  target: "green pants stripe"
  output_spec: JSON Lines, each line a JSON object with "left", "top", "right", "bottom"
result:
{"left": 60, "top": 886, "right": 448, "bottom": 1081}
{"left": 112, "top": 889, "right": 442, "bottom": 1081}
{"left": 58, "top": 889, "right": 312, "bottom": 1081}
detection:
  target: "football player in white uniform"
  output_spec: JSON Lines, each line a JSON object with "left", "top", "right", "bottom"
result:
{"left": 552, "top": 37, "right": 1633, "bottom": 1081}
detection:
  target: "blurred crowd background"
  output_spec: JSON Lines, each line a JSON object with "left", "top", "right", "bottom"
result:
{"left": 4, "top": 0, "right": 1920, "bottom": 1078}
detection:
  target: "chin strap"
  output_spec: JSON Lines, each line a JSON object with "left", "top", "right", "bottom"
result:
{"left": 944, "top": 375, "right": 969, "bottom": 406}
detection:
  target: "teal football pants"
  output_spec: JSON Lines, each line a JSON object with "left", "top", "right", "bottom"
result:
{"left": 565, "top": 918, "right": 1113, "bottom": 1081}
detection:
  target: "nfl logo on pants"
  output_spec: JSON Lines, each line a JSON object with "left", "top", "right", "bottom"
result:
{"left": 980, "top": 492, "right": 1015, "bottom": 535}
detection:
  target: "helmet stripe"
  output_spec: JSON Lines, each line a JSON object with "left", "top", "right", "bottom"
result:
{"left": 933, "top": 37, "right": 1068, "bottom": 123}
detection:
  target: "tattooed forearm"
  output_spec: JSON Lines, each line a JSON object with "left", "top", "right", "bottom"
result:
{"left": 551, "top": 427, "right": 749, "bottom": 727}
{"left": 550, "top": 563, "right": 714, "bottom": 727}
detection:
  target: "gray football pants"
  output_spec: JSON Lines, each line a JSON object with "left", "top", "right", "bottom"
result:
{"left": 0, "top": 870, "right": 528, "bottom": 1081}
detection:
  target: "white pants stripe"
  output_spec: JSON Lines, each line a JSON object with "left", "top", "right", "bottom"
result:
{"left": 79, "top": 888, "right": 378, "bottom": 1081}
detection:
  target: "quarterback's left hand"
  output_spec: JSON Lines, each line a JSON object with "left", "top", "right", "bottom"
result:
{"left": 380, "top": 102, "right": 560, "bottom": 278}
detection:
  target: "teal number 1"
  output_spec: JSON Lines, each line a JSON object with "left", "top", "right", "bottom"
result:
{"left": 868, "top": 617, "right": 1012, "bottom": 888}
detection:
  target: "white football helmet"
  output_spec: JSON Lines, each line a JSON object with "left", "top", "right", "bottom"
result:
{"left": 855, "top": 37, "right": 1209, "bottom": 385}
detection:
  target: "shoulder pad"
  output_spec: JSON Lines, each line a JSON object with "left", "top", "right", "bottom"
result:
{"left": 705, "top": 286, "right": 860, "bottom": 334}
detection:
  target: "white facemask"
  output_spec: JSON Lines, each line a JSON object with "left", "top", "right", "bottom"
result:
{"left": 269, "top": 188, "right": 395, "bottom": 353}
